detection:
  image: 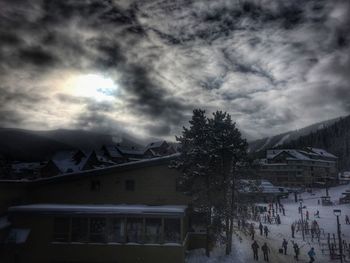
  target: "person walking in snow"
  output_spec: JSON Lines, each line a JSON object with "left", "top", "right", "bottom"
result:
{"left": 264, "top": 226, "right": 269, "bottom": 238}
{"left": 293, "top": 242, "right": 300, "bottom": 261}
{"left": 308, "top": 247, "right": 316, "bottom": 263}
{"left": 306, "top": 210, "right": 309, "bottom": 220}
{"left": 345, "top": 215, "right": 350, "bottom": 225}
{"left": 314, "top": 210, "right": 320, "bottom": 218}
{"left": 259, "top": 222, "right": 263, "bottom": 236}
{"left": 282, "top": 239, "right": 288, "bottom": 255}
{"left": 251, "top": 240, "right": 259, "bottom": 261}
{"left": 282, "top": 206, "right": 285, "bottom": 216}
{"left": 276, "top": 214, "right": 281, "bottom": 225}
{"left": 291, "top": 223, "right": 295, "bottom": 238}
{"left": 262, "top": 242, "right": 270, "bottom": 262}
{"left": 250, "top": 224, "right": 255, "bottom": 240}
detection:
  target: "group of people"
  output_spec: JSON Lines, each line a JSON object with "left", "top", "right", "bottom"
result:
{"left": 251, "top": 239, "right": 316, "bottom": 262}
{"left": 251, "top": 240, "right": 270, "bottom": 261}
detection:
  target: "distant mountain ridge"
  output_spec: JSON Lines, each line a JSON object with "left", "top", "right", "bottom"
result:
{"left": 248, "top": 117, "right": 342, "bottom": 153}
{"left": 0, "top": 128, "right": 143, "bottom": 162}
{"left": 249, "top": 115, "right": 350, "bottom": 170}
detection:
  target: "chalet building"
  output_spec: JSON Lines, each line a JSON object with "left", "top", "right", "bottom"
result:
{"left": 99, "top": 145, "right": 127, "bottom": 163}
{"left": 144, "top": 141, "right": 177, "bottom": 157}
{"left": 41, "top": 150, "right": 104, "bottom": 177}
{"left": 259, "top": 147, "right": 338, "bottom": 187}
{"left": 0, "top": 155, "right": 205, "bottom": 263}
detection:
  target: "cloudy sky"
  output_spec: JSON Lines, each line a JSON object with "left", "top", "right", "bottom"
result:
{"left": 0, "top": 0, "right": 349, "bottom": 141}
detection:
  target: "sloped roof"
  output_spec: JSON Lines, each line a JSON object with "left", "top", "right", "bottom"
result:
{"left": 51, "top": 150, "right": 92, "bottom": 173}
{"left": 103, "top": 145, "right": 123, "bottom": 158}
{"left": 117, "top": 145, "right": 144, "bottom": 156}
{"left": 239, "top": 179, "right": 281, "bottom": 194}
{"left": 307, "top": 147, "right": 337, "bottom": 158}
{"left": 146, "top": 141, "right": 167, "bottom": 149}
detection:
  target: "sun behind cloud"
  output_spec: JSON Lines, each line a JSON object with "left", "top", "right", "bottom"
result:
{"left": 64, "top": 74, "right": 118, "bottom": 101}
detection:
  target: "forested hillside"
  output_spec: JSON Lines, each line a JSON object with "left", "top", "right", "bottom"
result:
{"left": 279, "top": 115, "right": 350, "bottom": 171}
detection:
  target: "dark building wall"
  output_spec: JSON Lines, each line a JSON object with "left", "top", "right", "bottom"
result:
{"left": 29, "top": 164, "right": 190, "bottom": 206}
{"left": 0, "top": 182, "right": 28, "bottom": 215}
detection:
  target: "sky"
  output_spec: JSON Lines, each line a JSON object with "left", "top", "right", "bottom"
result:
{"left": 0, "top": 0, "right": 349, "bottom": 141}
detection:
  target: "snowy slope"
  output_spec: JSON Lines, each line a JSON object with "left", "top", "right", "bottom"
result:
{"left": 187, "top": 184, "right": 350, "bottom": 263}
{"left": 248, "top": 116, "right": 342, "bottom": 153}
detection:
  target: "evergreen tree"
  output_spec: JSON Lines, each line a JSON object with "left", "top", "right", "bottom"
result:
{"left": 174, "top": 109, "right": 248, "bottom": 256}
{"left": 174, "top": 109, "right": 214, "bottom": 257}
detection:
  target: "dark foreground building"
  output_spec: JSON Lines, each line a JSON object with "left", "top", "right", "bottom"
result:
{"left": 0, "top": 155, "right": 205, "bottom": 263}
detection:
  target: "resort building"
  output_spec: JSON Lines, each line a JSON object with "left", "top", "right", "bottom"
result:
{"left": 259, "top": 147, "right": 338, "bottom": 187}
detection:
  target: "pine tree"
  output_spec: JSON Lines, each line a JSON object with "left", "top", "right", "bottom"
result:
{"left": 174, "top": 109, "right": 214, "bottom": 257}
{"left": 174, "top": 109, "right": 248, "bottom": 256}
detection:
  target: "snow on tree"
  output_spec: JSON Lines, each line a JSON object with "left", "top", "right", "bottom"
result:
{"left": 173, "top": 109, "right": 248, "bottom": 257}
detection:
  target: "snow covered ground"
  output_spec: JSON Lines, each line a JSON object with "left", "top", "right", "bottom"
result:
{"left": 187, "top": 183, "right": 350, "bottom": 263}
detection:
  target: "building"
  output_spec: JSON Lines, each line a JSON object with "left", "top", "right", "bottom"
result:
{"left": 238, "top": 179, "right": 288, "bottom": 203}
{"left": 0, "top": 154, "right": 205, "bottom": 263}
{"left": 259, "top": 147, "right": 338, "bottom": 187}
{"left": 144, "top": 141, "right": 177, "bottom": 157}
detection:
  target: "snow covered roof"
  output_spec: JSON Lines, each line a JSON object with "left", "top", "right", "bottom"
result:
{"left": 306, "top": 147, "right": 337, "bottom": 158}
{"left": 8, "top": 204, "right": 187, "bottom": 216}
{"left": 239, "top": 179, "right": 281, "bottom": 194}
{"left": 266, "top": 148, "right": 337, "bottom": 161}
{"left": 51, "top": 150, "right": 92, "bottom": 174}
{"left": 145, "top": 141, "right": 167, "bottom": 149}
{"left": 116, "top": 145, "right": 145, "bottom": 156}
{"left": 11, "top": 162, "right": 43, "bottom": 173}
{"left": 103, "top": 145, "right": 123, "bottom": 158}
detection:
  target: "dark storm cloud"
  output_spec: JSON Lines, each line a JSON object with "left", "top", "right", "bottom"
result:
{"left": 18, "top": 46, "right": 58, "bottom": 67}
{"left": 0, "top": 0, "right": 350, "bottom": 140}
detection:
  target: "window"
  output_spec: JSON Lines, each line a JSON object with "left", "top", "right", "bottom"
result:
{"left": 125, "top": 180, "right": 135, "bottom": 191}
{"left": 53, "top": 217, "right": 70, "bottom": 242}
{"left": 145, "top": 218, "right": 162, "bottom": 243}
{"left": 71, "top": 218, "right": 88, "bottom": 242}
{"left": 90, "top": 180, "right": 101, "bottom": 192}
{"left": 126, "top": 218, "right": 143, "bottom": 243}
{"left": 108, "top": 218, "right": 125, "bottom": 243}
{"left": 164, "top": 218, "right": 181, "bottom": 243}
{"left": 90, "top": 218, "right": 106, "bottom": 243}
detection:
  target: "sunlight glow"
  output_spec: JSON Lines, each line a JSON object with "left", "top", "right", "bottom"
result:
{"left": 67, "top": 74, "right": 118, "bottom": 101}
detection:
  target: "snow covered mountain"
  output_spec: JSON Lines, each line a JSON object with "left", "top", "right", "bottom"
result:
{"left": 248, "top": 117, "right": 342, "bottom": 153}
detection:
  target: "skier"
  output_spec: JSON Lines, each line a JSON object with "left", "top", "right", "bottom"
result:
{"left": 262, "top": 242, "right": 270, "bottom": 262}
{"left": 308, "top": 247, "right": 316, "bottom": 263}
{"left": 264, "top": 226, "right": 269, "bottom": 238}
{"left": 282, "top": 239, "right": 288, "bottom": 255}
{"left": 259, "top": 222, "right": 263, "bottom": 236}
{"left": 345, "top": 215, "right": 350, "bottom": 225}
{"left": 293, "top": 242, "right": 300, "bottom": 261}
{"left": 251, "top": 240, "right": 259, "bottom": 261}
{"left": 291, "top": 223, "right": 295, "bottom": 238}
